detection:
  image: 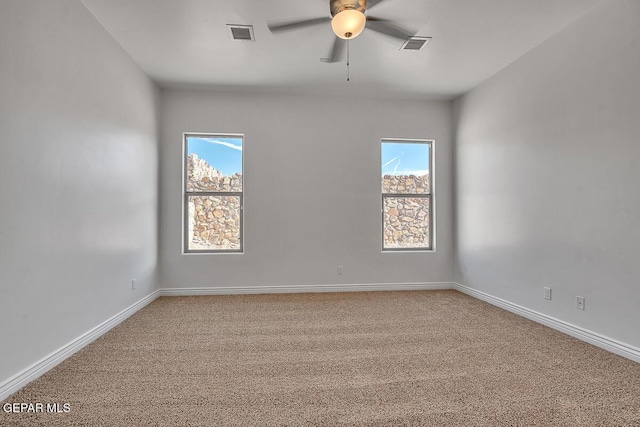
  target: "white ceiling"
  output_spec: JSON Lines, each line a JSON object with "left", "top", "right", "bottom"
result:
{"left": 81, "top": 0, "right": 602, "bottom": 100}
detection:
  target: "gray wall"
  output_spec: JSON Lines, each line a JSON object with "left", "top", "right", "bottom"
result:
{"left": 0, "top": 0, "right": 159, "bottom": 383}
{"left": 454, "top": 0, "right": 640, "bottom": 347}
{"left": 160, "top": 90, "right": 454, "bottom": 289}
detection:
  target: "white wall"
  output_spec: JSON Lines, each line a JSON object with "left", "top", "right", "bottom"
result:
{"left": 454, "top": 0, "right": 640, "bottom": 348}
{"left": 160, "top": 90, "right": 453, "bottom": 289}
{"left": 0, "top": 0, "right": 159, "bottom": 384}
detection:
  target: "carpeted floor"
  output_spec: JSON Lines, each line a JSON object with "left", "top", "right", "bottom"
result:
{"left": 2, "top": 290, "right": 639, "bottom": 426}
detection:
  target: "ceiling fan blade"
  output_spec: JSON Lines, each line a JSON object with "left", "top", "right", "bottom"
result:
{"left": 366, "top": 0, "right": 389, "bottom": 10}
{"left": 267, "top": 17, "right": 330, "bottom": 33}
{"left": 321, "top": 37, "right": 346, "bottom": 63}
{"left": 366, "top": 16, "right": 415, "bottom": 41}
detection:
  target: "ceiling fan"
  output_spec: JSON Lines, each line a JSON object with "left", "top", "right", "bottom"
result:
{"left": 267, "top": 0, "right": 416, "bottom": 63}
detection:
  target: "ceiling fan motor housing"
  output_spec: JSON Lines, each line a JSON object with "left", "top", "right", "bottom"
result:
{"left": 330, "top": 0, "right": 366, "bottom": 17}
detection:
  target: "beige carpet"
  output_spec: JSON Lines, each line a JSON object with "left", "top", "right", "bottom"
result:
{"left": 2, "top": 290, "right": 639, "bottom": 426}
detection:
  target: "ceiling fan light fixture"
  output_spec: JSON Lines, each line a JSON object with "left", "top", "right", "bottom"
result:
{"left": 331, "top": 9, "right": 366, "bottom": 39}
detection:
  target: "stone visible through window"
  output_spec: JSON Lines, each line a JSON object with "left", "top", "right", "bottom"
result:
{"left": 382, "top": 139, "right": 433, "bottom": 251}
{"left": 184, "top": 134, "right": 243, "bottom": 253}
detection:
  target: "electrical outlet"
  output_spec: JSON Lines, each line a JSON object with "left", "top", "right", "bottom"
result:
{"left": 131, "top": 279, "right": 136, "bottom": 290}
{"left": 576, "top": 296, "right": 585, "bottom": 310}
{"left": 337, "top": 266, "right": 343, "bottom": 276}
{"left": 543, "top": 287, "right": 552, "bottom": 300}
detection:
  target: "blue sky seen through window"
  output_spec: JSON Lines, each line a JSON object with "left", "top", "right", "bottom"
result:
{"left": 382, "top": 142, "right": 429, "bottom": 176}
{"left": 187, "top": 136, "right": 243, "bottom": 175}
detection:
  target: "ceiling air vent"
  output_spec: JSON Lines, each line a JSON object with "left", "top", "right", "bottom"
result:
{"left": 400, "top": 36, "right": 431, "bottom": 51}
{"left": 227, "top": 25, "right": 255, "bottom": 42}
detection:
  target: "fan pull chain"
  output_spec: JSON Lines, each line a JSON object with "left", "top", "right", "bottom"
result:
{"left": 347, "top": 38, "right": 350, "bottom": 82}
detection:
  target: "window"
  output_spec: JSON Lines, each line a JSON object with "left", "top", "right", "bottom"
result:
{"left": 184, "top": 133, "right": 243, "bottom": 253}
{"left": 381, "top": 139, "right": 433, "bottom": 251}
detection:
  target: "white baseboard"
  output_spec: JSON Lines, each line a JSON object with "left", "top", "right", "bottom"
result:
{"left": 0, "top": 290, "right": 160, "bottom": 401}
{"left": 159, "top": 282, "right": 455, "bottom": 296}
{"left": 453, "top": 283, "right": 640, "bottom": 363}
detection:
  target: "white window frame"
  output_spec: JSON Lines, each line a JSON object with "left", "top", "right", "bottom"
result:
{"left": 182, "top": 132, "right": 244, "bottom": 254}
{"left": 381, "top": 138, "right": 435, "bottom": 252}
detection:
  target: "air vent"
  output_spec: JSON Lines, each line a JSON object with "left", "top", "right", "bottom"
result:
{"left": 400, "top": 36, "right": 431, "bottom": 51}
{"left": 227, "top": 25, "right": 255, "bottom": 42}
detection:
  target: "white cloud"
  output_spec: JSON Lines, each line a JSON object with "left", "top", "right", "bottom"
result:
{"left": 394, "top": 169, "right": 429, "bottom": 176}
{"left": 382, "top": 156, "right": 400, "bottom": 168}
{"left": 203, "top": 138, "right": 243, "bottom": 151}
{"left": 392, "top": 160, "right": 401, "bottom": 174}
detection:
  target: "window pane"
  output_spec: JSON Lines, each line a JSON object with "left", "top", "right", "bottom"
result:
{"left": 383, "top": 196, "right": 430, "bottom": 249}
{"left": 381, "top": 142, "right": 430, "bottom": 194}
{"left": 187, "top": 195, "right": 241, "bottom": 251}
{"left": 186, "top": 136, "right": 243, "bottom": 192}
